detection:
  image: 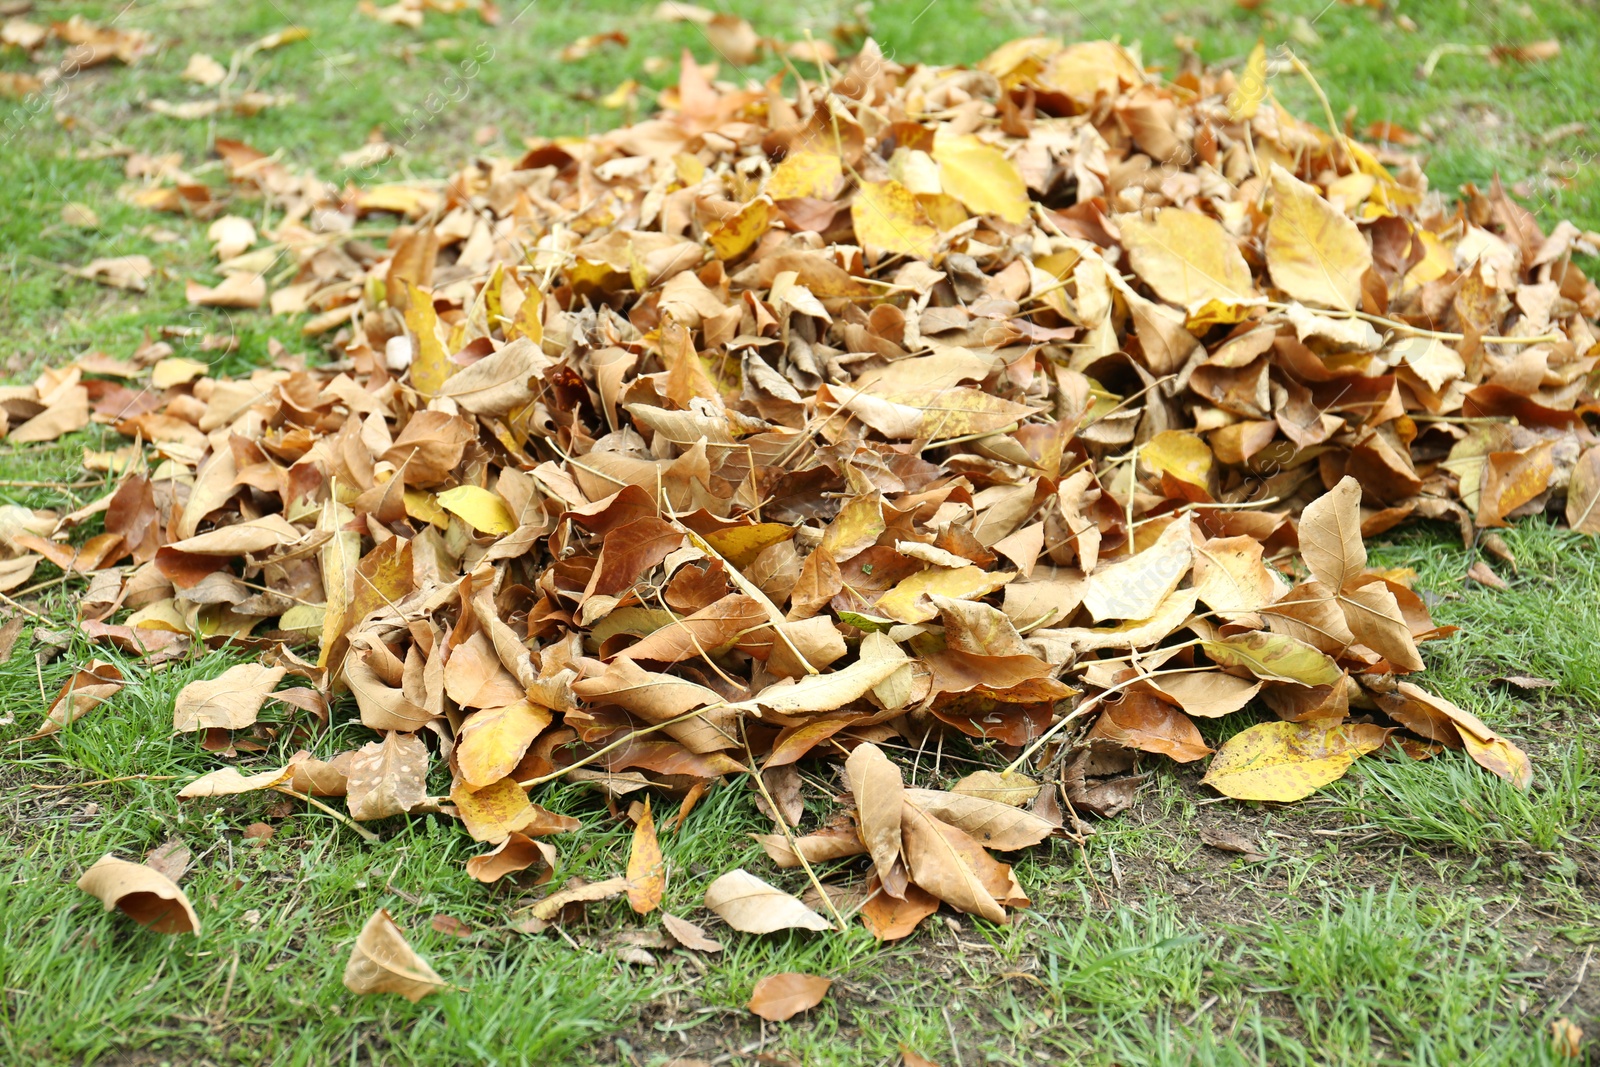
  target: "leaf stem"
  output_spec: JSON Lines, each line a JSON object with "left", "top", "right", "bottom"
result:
{"left": 741, "top": 725, "right": 846, "bottom": 933}
{"left": 273, "top": 786, "right": 381, "bottom": 843}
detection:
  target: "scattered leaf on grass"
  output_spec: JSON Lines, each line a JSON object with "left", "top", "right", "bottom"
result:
{"left": 77, "top": 854, "right": 200, "bottom": 935}
{"left": 625, "top": 798, "right": 665, "bottom": 914}
{"left": 1202, "top": 719, "right": 1390, "bottom": 801}
{"left": 704, "top": 869, "right": 831, "bottom": 933}
{"left": 662, "top": 912, "right": 723, "bottom": 953}
{"left": 172, "top": 663, "right": 287, "bottom": 732}
{"left": 22, "top": 660, "right": 123, "bottom": 740}
{"left": 343, "top": 909, "right": 447, "bottom": 1001}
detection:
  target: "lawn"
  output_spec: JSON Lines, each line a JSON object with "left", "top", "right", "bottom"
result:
{"left": 1, "top": 1, "right": 1597, "bottom": 1065}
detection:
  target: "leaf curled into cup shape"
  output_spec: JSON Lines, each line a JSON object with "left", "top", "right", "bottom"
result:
{"left": 342, "top": 908, "right": 448, "bottom": 1002}
{"left": 77, "top": 854, "right": 200, "bottom": 935}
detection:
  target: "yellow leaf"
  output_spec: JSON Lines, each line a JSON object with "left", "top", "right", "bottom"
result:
{"left": 916, "top": 192, "right": 968, "bottom": 231}
{"left": 1117, "top": 208, "right": 1258, "bottom": 314}
{"left": 599, "top": 78, "right": 638, "bottom": 109}
{"left": 151, "top": 357, "right": 209, "bottom": 389}
{"left": 279, "top": 604, "right": 326, "bottom": 635}
{"left": 876, "top": 566, "right": 1017, "bottom": 624}
{"left": 625, "top": 798, "right": 665, "bottom": 914}
{"left": 1081, "top": 515, "right": 1193, "bottom": 623}
{"left": 978, "top": 37, "right": 1063, "bottom": 88}
{"left": 403, "top": 488, "right": 450, "bottom": 529}
{"left": 704, "top": 523, "right": 796, "bottom": 570}
{"left": 1227, "top": 40, "right": 1268, "bottom": 122}
{"left": 1036, "top": 40, "right": 1143, "bottom": 109}
{"left": 674, "top": 152, "right": 706, "bottom": 186}
{"left": 451, "top": 776, "right": 540, "bottom": 843}
{"left": 932, "top": 135, "right": 1031, "bottom": 224}
{"left": 709, "top": 197, "right": 772, "bottom": 260}
{"left": 1265, "top": 165, "right": 1372, "bottom": 311}
{"left": 436, "top": 485, "right": 516, "bottom": 535}
{"left": 851, "top": 180, "right": 938, "bottom": 259}
{"left": 820, "top": 495, "right": 885, "bottom": 560}
{"left": 766, "top": 151, "right": 843, "bottom": 200}
{"left": 457, "top": 700, "right": 553, "bottom": 788}
{"left": 1139, "top": 429, "right": 1213, "bottom": 488}
{"left": 404, "top": 283, "right": 455, "bottom": 397}
{"left": 1202, "top": 632, "right": 1342, "bottom": 686}
{"left": 1201, "top": 719, "right": 1390, "bottom": 801}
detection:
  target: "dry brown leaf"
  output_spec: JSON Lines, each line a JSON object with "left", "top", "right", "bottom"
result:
{"left": 466, "top": 832, "right": 557, "bottom": 883}
{"left": 846, "top": 741, "right": 906, "bottom": 898}
{"left": 900, "top": 801, "right": 1006, "bottom": 923}
{"left": 950, "top": 770, "right": 1040, "bottom": 807}
{"left": 22, "top": 660, "right": 124, "bottom": 740}
{"left": 703, "top": 869, "right": 831, "bottom": 933}
{"left": 528, "top": 876, "right": 630, "bottom": 921}
{"left": 662, "top": 912, "right": 723, "bottom": 953}
{"left": 343, "top": 909, "right": 448, "bottom": 1001}
{"left": 346, "top": 731, "right": 429, "bottom": 821}
{"left": 172, "top": 663, "right": 287, "bottom": 732}
{"left": 625, "top": 798, "right": 665, "bottom": 914}
{"left": 77, "top": 854, "right": 200, "bottom": 935}
{"left": 748, "top": 972, "right": 831, "bottom": 1021}
{"left": 902, "top": 788, "right": 1055, "bottom": 850}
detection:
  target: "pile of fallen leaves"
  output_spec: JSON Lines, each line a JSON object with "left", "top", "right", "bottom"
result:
{"left": 15, "top": 31, "right": 1600, "bottom": 999}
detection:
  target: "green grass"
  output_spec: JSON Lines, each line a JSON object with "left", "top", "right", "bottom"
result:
{"left": 2, "top": 1, "right": 1599, "bottom": 1064}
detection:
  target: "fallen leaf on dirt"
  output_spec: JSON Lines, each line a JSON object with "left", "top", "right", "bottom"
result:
{"left": 77, "top": 854, "right": 200, "bottom": 935}
{"left": 1550, "top": 1017, "right": 1583, "bottom": 1058}
{"left": 846, "top": 742, "right": 906, "bottom": 898}
{"left": 748, "top": 972, "right": 831, "bottom": 1021}
{"left": 860, "top": 878, "right": 941, "bottom": 941}
{"left": 343, "top": 908, "right": 447, "bottom": 1001}
{"left": 900, "top": 788, "right": 1055, "bottom": 850}
{"left": 1377, "top": 681, "right": 1532, "bottom": 788}
{"left": 143, "top": 839, "right": 192, "bottom": 883}
{"left": 900, "top": 800, "right": 1006, "bottom": 923}
{"left": 1199, "top": 827, "right": 1267, "bottom": 861}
